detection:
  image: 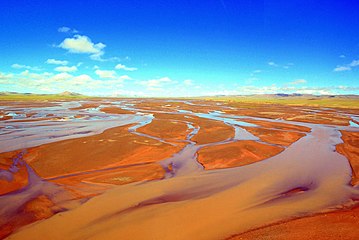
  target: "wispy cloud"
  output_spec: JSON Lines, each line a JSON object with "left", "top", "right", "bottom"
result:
{"left": 203, "top": 84, "right": 359, "bottom": 96}
{"left": 236, "top": 85, "right": 359, "bottom": 95}
{"left": 268, "top": 61, "right": 293, "bottom": 69}
{"left": 268, "top": 61, "right": 278, "bottom": 67}
{"left": 94, "top": 69, "right": 132, "bottom": 83}
{"left": 95, "top": 69, "right": 116, "bottom": 79}
{"left": 0, "top": 72, "right": 14, "bottom": 83}
{"left": 0, "top": 70, "right": 126, "bottom": 95}
{"left": 139, "top": 77, "right": 172, "bottom": 91}
{"left": 183, "top": 79, "right": 193, "bottom": 86}
{"left": 11, "top": 63, "right": 41, "bottom": 71}
{"left": 58, "top": 26, "right": 78, "bottom": 34}
{"left": 334, "top": 59, "right": 359, "bottom": 72}
{"left": 115, "top": 63, "right": 137, "bottom": 71}
{"left": 289, "top": 79, "right": 307, "bottom": 85}
{"left": 116, "top": 75, "right": 132, "bottom": 82}
{"left": 350, "top": 60, "right": 359, "bottom": 67}
{"left": 54, "top": 66, "right": 78, "bottom": 72}
{"left": 334, "top": 66, "right": 351, "bottom": 72}
{"left": 46, "top": 59, "right": 68, "bottom": 65}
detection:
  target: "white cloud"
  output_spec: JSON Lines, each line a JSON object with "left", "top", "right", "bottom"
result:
{"left": 59, "top": 35, "right": 106, "bottom": 60}
{"left": 50, "top": 72, "right": 73, "bottom": 81}
{"left": 139, "top": 77, "right": 172, "bottom": 91}
{"left": 0, "top": 72, "right": 14, "bottom": 84}
{"left": 0, "top": 72, "right": 13, "bottom": 79}
{"left": 90, "top": 51, "right": 106, "bottom": 61}
{"left": 46, "top": 59, "right": 68, "bottom": 65}
{"left": 58, "top": 26, "right": 78, "bottom": 33}
{"left": 11, "top": 63, "right": 41, "bottom": 71}
{"left": 115, "top": 63, "right": 137, "bottom": 71}
{"left": 58, "top": 27, "right": 71, "bottom": 33}
{"left": 233, "top": 85, "right": 359, "bottom": 95}
{"left": 334, "top": 59, "right": 359, "bottom": 72}
{"left": 204, "top": 85, "right": 358, "bottom": 96}
{"left": 290, "top": 79, "right": 307, "bottom": 85}
{"left": 20, "top": 70, "right": 52, "bottom": 78}
{"left": 268, "top": 61, "right": 278, "bottom": 67}
{"left": 184, "top": 79, "right": 193, "bottom": 86}
{"left": 72, "top": 74, "right": 92, "bottom": 82}
{"left": 0, "top": 70, "right": 131, "bottom": 95}
{"left": 1, "top": 69, "right": 359, "bottom": 96}
{"left": 118, "top": 75, "right": 132, "bottom": 81}
{"left": 54, "top": 66, "right": 78, "bottom": 72}
{"left": 349, "top": 60, "right": 359, "bottom": 67}
{"left": 267, "top": 62, "right": 292, "bottom": 69}
{"left": 95, "top": 69, "right": 116, "bottom": 79}
{"left": 57, "top": 33, "right": 122, "bottom": 62}
{"left": 334, "top": 66, "right": 351, "bottom": 72}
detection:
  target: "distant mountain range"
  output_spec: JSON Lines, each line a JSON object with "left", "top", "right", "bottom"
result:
{"left": 0, "top": 91, "right": 358, "bottom": 99}
{"left": 0, "top": 91, "right": 83, "bottom": 96}
{"left": 211, "top": 93, "right": 359, "bottom": 99}
{"left": 58, "top": 91, "right": 82, "bottom": 96}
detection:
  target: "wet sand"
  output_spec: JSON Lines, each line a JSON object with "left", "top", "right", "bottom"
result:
{"left": 242, "top": 127, "right": 306, "bottom": 146}
{"left": 229, "top": 206, "right": 359, "bottom": 240}
{"left": 24, "top": 124, "right": 181, "bottom": 178}
{"left": 336, "top": 130, "right": 359, "bottom": 185}
{"left": 1, "top": 98, "right": 358, "bottom": 239}
{"left": 198, "top": 141, "right": 284, "bottom": 169}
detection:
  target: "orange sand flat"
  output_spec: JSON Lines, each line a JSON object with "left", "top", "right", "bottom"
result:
{"left": 285, "top": 113, "right": 350, "bottom": 126}
{"left": 0, "top": 195, "right": 56, "bottom": 239}
{"left": 0, "top": 115, "right": 12, "bottom": 121}
{"left": 242, "top": 119, "right": 311, "bottom": 132}
{"left": 198, "top": 141, "right": 284, "bottom": 170}
{"left": 24, "top": 124, "right": 182, "bottom": 178}
{"left": 153, "top": 112, "right": 198, "bottom": 122}
{"left": 230, "top": 206, "right": 359, "bottom": 240}
{"left": 153, "top": 113, "right": 235, "bottom": 144}
{"left": 0, "top": 166, "right": 28, "bottom": 195}
{"left": 336, "top": 131, "right": 359, "bottom": 185}
{"left": 49, "top": 163, "right": 165, "bottom": 200}
{"left": 0, "top": 151, "right": 29, "bottom": 195}
{"left": 191, "top": 118, "right": 234, "bottom": 144}
{"left": 224, "top": 102, "right": 351, "bottom": 125}
{"left": 242, "top": 127, "right": 306, "bottom": 146}
{"left": 84, "top": 163, "right": 165, "bottom": 185}
{"left": 137, "top": 119, "right": 189, "bottom": 141}
{"left": 100, "top": 106, "right": 133, "bottom": 114}
{"left": 51, "top": 163, "right": 165, "bottom": 186}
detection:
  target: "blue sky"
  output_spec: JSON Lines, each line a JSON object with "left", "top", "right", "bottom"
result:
{"left": 0, "top": 0, "right": 358, "bottom": 96}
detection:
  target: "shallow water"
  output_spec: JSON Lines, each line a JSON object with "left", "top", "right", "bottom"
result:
{"left": 0, "top": 103, "right": 151, "bottom": 153}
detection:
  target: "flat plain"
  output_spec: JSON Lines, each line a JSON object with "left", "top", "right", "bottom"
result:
{"left": 0, "top": 95, "right": 358, "bottom": 240}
